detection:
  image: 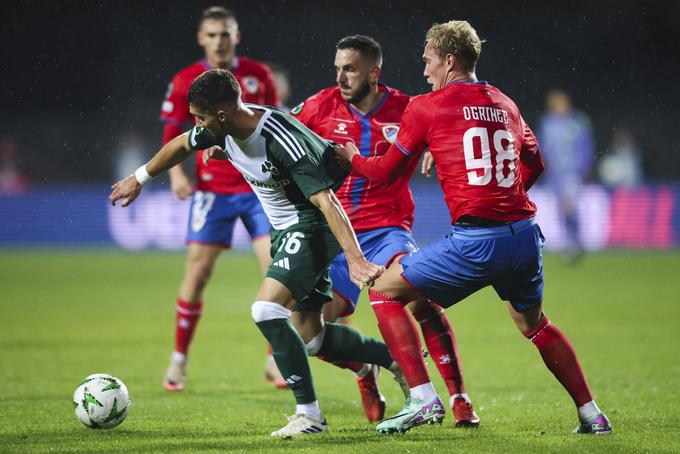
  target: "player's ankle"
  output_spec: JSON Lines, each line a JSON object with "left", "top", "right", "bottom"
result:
{"left": 171, "top": 351, "right": 187, "bottom": 362}
{"left": 450, "top": 393, "right": 470, "bottom": 406}
{"left": 296, "top": 401, "right": 323, "bottom": 421}
{"left": 577, "top": 400, "right": 602, "bottom": 421}
{"left": 410, "top": 382, "right": 437, "bottom": 402}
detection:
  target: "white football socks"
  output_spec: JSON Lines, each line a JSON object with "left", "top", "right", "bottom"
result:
{"left": 409, "top": 382, "right": 437, "bottom": 402}
{"left": 296, "top": 401, "right": 323, "bottom": 421}
{"left": 450, "top": 393, "right": 470, "bottom": 407}
{"left": 578, "top": 400, "right": 602, "bottom": 422}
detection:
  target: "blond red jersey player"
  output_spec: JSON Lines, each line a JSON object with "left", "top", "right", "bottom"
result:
{"left": 336, "top": 20, "right": 611, "bottom": 436}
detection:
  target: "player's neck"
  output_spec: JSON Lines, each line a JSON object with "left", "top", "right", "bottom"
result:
{"left": 227, "top": 105, "right": 262, "bottom": 140}
{"left": 205, "top": 56, "right": 233, "bottom": 70}
{"left": 350, "top": 86, "right": 382, "bottom": 116}
{"left": 447, "top": 71, "right": 478, "bottom": 85}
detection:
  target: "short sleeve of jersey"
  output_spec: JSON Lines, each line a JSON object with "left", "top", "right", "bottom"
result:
{"left": 520, "top": 116, "right": 539, "bottom": 156}
{"left": 276, "top": 147, "right": 336, "bottom": 200}
{"left": 187, "top": 126, "right": 222, "bottom": 151}
{"left": 290, "top": 95, "right": 321, "bottom": 131}
{"left": 393, "top": 97, "right": 432, "bottom": 157}
{"left": 160, "top": 74, "right": 190, "bottom": 126}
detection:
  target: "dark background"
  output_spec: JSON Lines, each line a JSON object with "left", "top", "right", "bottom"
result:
{"left": 1, "top": 0, "right": 678, "bottom": 184}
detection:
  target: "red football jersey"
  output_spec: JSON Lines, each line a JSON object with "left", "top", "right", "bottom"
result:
{"left": 353, "top": 81, "right": 541, "bottom": 224}
{"left": 160, "top": 57, "right": 279, "bottom": 194}
{"left": 293, "top": 85, "right": 415, "bottom": 232}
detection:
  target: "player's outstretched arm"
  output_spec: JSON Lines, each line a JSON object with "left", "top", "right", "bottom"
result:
{"left": 309, "top": 188, "right": 385, "bottom": 288}
{"left": 109, "top": 133, "right": 194, "bottom": 207}
{"left": 335, "top": 142, "right": 412, "bottom": 183}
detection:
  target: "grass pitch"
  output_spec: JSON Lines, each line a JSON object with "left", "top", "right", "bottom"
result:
{"left": 1, "top": 250, "right": 679, "bottom": 453}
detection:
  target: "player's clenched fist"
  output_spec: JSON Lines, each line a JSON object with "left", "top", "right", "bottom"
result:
{"left": 333, "top": 142, "right": 359, "bottom": 171}
{"left": 109, "top": 175, "right": 142, "bottom": 207}
{"left": 348, "top": 257, "right": 386, "bottom": 288}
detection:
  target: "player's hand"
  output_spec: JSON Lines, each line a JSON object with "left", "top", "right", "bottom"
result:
{"left": 421, "top": 151, "right": 435, "bottom": 177}
{"left": 202, "top": 146, "right": 227, "bottom": 165}
{"left": 347, "top": 257, "right": 385, "bottom": 289}
{"left": 109, "top": 175, "right": 142, "bottom": 207}
{"left": 334, "top": 142, "right": 359, "bottom": 171}
{"left": 170, "top": 171, "right": 194, "bottom": 200}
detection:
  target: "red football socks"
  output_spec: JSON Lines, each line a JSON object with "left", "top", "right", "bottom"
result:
{"left": 411, "top": 301, "right": 466, "bottom": 395}
{"left": 175, "top": 298, "right": 203, "bottom": 355}
{"left": 524, "top": 316, "right": 593, "bottom": 406}
{"left": 369, "top": 290, "right": 430, "bottom": 388}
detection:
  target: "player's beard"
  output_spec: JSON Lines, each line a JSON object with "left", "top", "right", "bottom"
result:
{"left": 347, "top": 80, "right": 371, "bottom": 105}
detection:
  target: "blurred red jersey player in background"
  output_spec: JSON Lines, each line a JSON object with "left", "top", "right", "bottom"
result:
{"left": 159, "top": 6, "right": 279, "bottom": 392}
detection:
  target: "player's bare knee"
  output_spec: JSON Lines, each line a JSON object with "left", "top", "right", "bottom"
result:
{"left": 507, "top": 301, "right": 544, "bottom": 332}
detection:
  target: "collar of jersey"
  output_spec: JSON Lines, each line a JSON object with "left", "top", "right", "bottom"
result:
{"left": 200, "top": 56, "right": 240, "bottom": 72}
{"left": 347, "top": 85, "right": 390, "bottom": 119}
{"left": 235, "top": 104, "right": 271, "bottom": 146}
{"left": 446, "top": 80, "right": 488, "bottom": 86}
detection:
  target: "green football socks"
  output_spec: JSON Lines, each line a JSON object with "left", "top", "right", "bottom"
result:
{"left": 256, "top": 318, "right": 316, "bottom": 404}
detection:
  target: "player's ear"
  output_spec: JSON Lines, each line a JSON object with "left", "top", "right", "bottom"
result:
{"left": 217, "top": 110, "right": 227, "bottom": 122}
{"left": 446, "top": 53, "right": 456, "bottom": 71}
{"left": 370, "top": 65, "right": 382, "bottom": 83}
{"left": 234, "top": 30, "right": 241, "bottom": 45}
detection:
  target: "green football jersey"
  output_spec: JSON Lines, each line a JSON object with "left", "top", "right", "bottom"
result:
{"left": 188, "top": 105, "right": 348, "bottom": 230}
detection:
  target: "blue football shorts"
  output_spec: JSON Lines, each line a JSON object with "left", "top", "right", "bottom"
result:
{"left": 400, "top": 217, "right": 545, "bottom": 313}
{"left": 186, "top": 191, "right": 270, "bottom": 247}
{"left": 330, "top": 226, "right": 417, "bottom": 316}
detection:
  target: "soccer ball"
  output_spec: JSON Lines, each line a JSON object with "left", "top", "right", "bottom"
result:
{"left": 73, "top": 373, "right": 131, "bottom": 429}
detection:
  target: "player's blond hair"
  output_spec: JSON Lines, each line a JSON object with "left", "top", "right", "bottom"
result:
{"left": 425, "top": 21, "right": 482, "bottom": 72}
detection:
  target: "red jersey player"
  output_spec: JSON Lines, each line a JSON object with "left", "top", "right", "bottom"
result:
{"left": 336, "top": 21, "right": 611, "bottom": 435}
{"left": 160, "top": 6, "right": 278, "bottom": 392}
{"left": 293, "top": 35, "right": 478, "bottom": 426}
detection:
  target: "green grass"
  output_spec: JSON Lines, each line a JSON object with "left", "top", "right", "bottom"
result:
{"left": 1, "top": 250, "right": 679, "bottom": 453}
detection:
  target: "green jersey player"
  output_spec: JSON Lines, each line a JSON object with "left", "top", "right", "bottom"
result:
{"left": 109, "top": 68, "right": 408, "bottom": 438}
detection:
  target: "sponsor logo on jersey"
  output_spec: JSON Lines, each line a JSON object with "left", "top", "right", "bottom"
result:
{"left": 334, "top": 122, "right": 348, "bottom": 135}
{"left": 243, "top": 174, "right": 290, "bottom": 189}
{"left": 382, "top": 125, "right": 399, "bottom": 143}
{"left": 242, "top": 76, "right": 260, "bottom": 94}
{"left": 291, "top": 102, "right": 304, "bottom": 115}
{"left": 261, "top": 160, "right": 280, "bottom": 176}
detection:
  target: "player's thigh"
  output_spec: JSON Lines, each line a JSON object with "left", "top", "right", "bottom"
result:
{"left": 266, "top": 224, "right": 340, "bottom": 312}
{"left": 256, "top": 277, "right": 296, "bottom": 309}
{"left": 398, "top": 234, "right": 486, "bottom": 307}
{"left": 373, "top": 260, "right": 424, "bottom": 302}
{"left": 291, "top": 310, "right": 324, "bottom": 343}
{"left": 492, "top": 224, "right": 545, "bottom": 314}
{"left": 323, "top": 291, "right": 351, "bottom": 322}
{"left": 367, "top": 227, "right": 418, "bottom": 268}
{"left": 186, "top": 191, "right": 238, "bottom": 247}
{"left": 328, "top": 251, "right": 360, "bottom": 318}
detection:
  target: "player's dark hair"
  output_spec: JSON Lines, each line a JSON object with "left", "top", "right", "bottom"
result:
{"left": 198, "top": 6, "right": 237, "bottom": 29}
{"left": 188, "top": 69, "right": 241, "bottom": 111}
{"left": 336, "top": 35, "right": 383, "bottom": 67}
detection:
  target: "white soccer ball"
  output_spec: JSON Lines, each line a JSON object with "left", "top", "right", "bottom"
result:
{"left": 73, "top": 373, "right": 131, "bottom": 429}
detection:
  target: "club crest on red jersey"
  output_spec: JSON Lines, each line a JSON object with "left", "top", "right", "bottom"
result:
{"left": 241, "top": 77, "right": 260, "bottom": 94}
{"left": 382, "top": 125, "right": 399, "bottom": 144}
